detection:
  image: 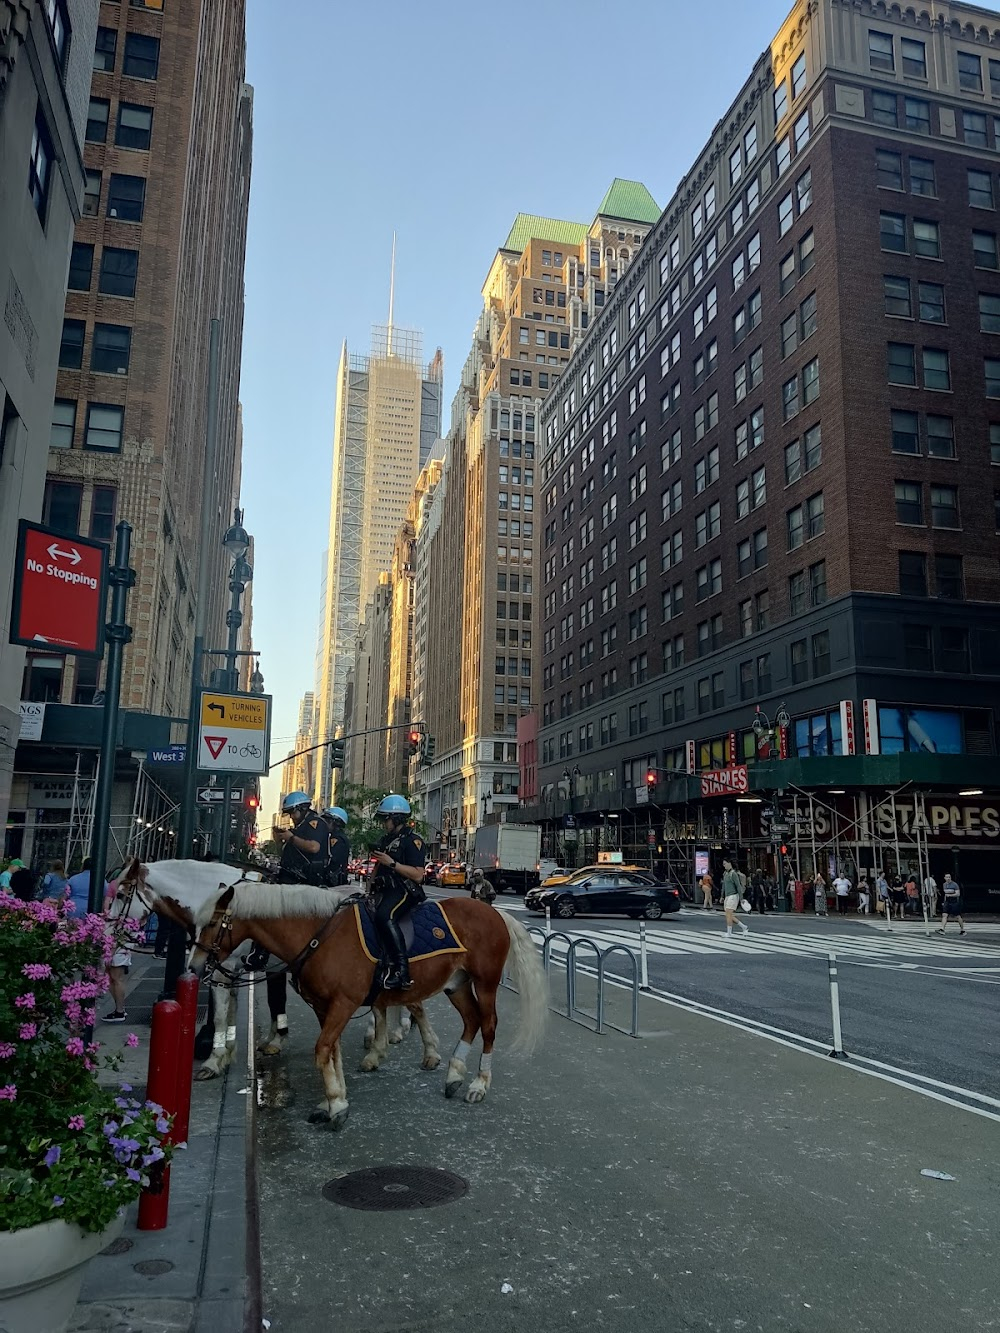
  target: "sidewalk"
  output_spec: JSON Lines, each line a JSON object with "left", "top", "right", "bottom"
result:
{"left": 69, "top": 952, "right": 254, "bottom": 1333}
{"left": 253, "top": 969, "right": 999, "bottom": 1333}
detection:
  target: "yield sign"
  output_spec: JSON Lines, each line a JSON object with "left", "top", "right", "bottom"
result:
{"left": 204, "top": 736, "right": 227, "bottom": 760}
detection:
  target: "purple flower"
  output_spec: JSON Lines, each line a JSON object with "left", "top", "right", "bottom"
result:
{"left": 18, "top": 1023, "right": 36, "bottom": 1041}
{"left": 120, "top": 1082, "right": 132, "bottom": 1093}
{"left": 14, "top": 992, "right": 35, "bottom": 1010}
{"left": 126, "top": 1167, "right": 141, "bottom": 1183}
{"left": 44, "top": 1145, "right": 61, "bottom": 1168}
{"left": 0, "top": 1043, "right": 14, "bottom": 1059}
{"left": 103, "top": 1121, "right": 119, "bottom": 1138}
{"left": 125, "top": 1033, "right": 139, "bottom": 1049}
{"left": 0, "top": 1085, "right": 17, "bottom": 1101}
{"left": 65, "top": 1037, "right": 85, "bottom": 1057}
{"left": 68, "top": 1115, "right": 85, "bottom": 1130}
{"left": 142, "top": 1148, "right": 164, "bottom": 1166}
{"left": 155, "top": 1117, "right": 170, "bottom": 1135}
{"left": 22, "top": 962, "right": 52, "bottom": 980}
{"left": 52, "top": 1196, "right": 64, "bottom": 1207}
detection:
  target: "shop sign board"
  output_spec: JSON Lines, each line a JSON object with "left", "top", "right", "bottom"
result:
{"left": 700, "top": 765, "right": 749, "bottom": 798}
{"left": 18, "top": 701, "right": 45, "bottom": 741}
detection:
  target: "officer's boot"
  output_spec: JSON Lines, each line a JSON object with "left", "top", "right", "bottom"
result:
{"left": 381, "top": 916, "right": 412, "bottom": 991}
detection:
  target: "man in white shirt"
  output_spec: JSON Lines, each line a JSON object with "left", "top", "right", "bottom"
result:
{"left": 833, "top": 873, "right": 852, "bottom": 914}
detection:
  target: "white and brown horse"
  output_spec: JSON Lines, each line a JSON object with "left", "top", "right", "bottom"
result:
{"left": 187, "top": 880, "right": 547, "bottom": 1129}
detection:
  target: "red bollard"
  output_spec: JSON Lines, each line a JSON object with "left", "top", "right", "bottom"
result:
{"left": 172, "top": 973, "right": 199, "bottom": 1146}
{"left": 137, "top": 999, "right": 181, "bottom": 1231}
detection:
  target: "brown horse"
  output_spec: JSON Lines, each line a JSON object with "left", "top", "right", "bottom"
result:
{"left": 187, "top": 881, "right": 547, "bottom": 1130}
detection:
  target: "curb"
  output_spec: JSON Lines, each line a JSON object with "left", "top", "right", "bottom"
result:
{"left": 243, "top": 990, "right": 262, "bottom": 1333}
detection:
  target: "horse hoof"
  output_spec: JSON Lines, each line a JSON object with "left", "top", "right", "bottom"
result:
{"left": 388, "top": 1031, "right": 403, "bottom": 1045}
{"left": 329, "top": 1108, "right": 349, "bottom": 1132}
{"left": 307, "top": 1109, "right": 330, "bottom": 1125}
{"left": 362, "top": 1032, "right": 374, "bottom": 1051}
{"left": 359, "top": 1056, "right": 380, "bottom": 1073}
{"left": 465, "top": 1087, "right": 486, "bottom": 1105}
{"left": 444, "top": 1079, "right": 463, "bottom": 1099}
{"left": 421, "top": 1054, "right": 441, "bottom": 1070}
{"left": 194, "top": 1066, "right": 219, "bottom": 1082}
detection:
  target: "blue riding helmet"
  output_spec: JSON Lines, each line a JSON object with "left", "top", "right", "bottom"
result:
{"left": 375, "top": 794, "right": 411, "bottom": 818}
{"left": 282, "top": 791, "right": 311, "bottom": 812}
{"left": 324, "top": 806, "right": 348, "bottom": 827}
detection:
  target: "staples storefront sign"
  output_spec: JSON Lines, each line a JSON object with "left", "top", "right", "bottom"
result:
{"left": 700, "top": 765, "right": 749, "bottom": 798}
{"left": 807, "top": 797, "right": 1000, "bottom": 843}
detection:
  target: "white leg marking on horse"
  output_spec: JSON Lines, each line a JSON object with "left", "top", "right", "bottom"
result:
{"left": 410, "top": 1007, "right": 441, "bottom": 1070}
{"left": 466, "top": 1051, "right": 493, "bottom": 1104}
{"left": 360, "top": 1009, "right": 390, "bottom": 1072}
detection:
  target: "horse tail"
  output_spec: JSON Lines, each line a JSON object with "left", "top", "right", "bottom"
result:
{"left": 497, "top": 909, "right": 547, "bottom": 1054}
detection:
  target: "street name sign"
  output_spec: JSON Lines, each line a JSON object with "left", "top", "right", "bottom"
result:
{"left": 197, "top": 690, "right": 271, "bottom": 775}
{"left": 700, "top": 764, "right": 750, "bottom": 798}
{"left": 197, "top": 787, "right": 244, "bottom": 804}
{"left": 147, "top": 744, "right": 186, "bottom": 766}
{"left": 10, "top": 521, "right": 108, "bottom": 656}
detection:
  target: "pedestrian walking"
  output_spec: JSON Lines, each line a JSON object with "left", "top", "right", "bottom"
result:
{"left": 700, "top": 870, "right": 714, "bottom": 910}
{"left": 721, "top": 859, "right": 749, "bottom": 938}
{"left": 813, "top": 871, "right": 828, "bottom": 917}
{"left": 904, "top": 871, "right": 919, "bottom": 918}
{"left": 936, "top": 873, "right": 966, "bottom": 937}
{"left": 858, "top": 878, "right": 871, "bottom": 915}
{"left": 876, "top": 870, "right": 892, "bottom": 929}
{"left": 833, "top": 872, "right": 852, "bottom": 914}
{"left": 750, "top": 868, "right": 768, "bottom": 915}
{"left": 101, "top": 875, "right": 133, "bottom": 1024}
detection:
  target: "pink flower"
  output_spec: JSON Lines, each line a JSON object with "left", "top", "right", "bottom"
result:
{"left": 68, "top": 1115, "right": 85, "bottom": 1130}
{"left": 0, "top": 1085, "right": 16, "bottom": 1101}
{"left": 0, "top": 1043, "right": 15, "bottom": 1059}
{"left": 84, "top": 1009, "right": 96, "bottom": 1026}
{"left": 22, "top": 962, "right": 52, "bottom": 980}
{"left": 125, "top": 1033, "right": 139, "bottom": 1049}
{"left": 14, "top": 992, "right": 35, "bottom": 1010}
{"left": 65, "top": 1037, "right": 85, "bottom": 1057}
{"left": 18, "top": 1023, "right": 37, "bottom": 1040}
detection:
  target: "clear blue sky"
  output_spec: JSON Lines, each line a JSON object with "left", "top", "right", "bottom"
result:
{"left": 234, "top": 0, "right": 859, "bottom": 815}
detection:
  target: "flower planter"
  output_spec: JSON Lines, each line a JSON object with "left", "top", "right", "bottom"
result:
{"left": 0, "top": 1212, "right": 125, "bottom": 1333}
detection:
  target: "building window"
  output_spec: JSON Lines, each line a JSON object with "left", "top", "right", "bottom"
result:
{"left": 895, "top": 481, "right": 923, "bottom": 524}
{"left": 778, "top": 192, "right": 793, "bottom": 236}
{"left": 926, "top": 415, "right": 954, "bottom": 458}
{"left": 969, "top": 169, "right": 995, "bottom": 210}
{"left": 782, "top": 375, "right": 799, "bottom": 422}
{"left": 973, "top": 230, "right": 999, "bottom": 270}
{"left": 987, "top": 358, "right": 1000, "bottom": 397}
{"left": 99, "top": 248, "right": 139, "bottom": 298}
{"left": 879, "top": 212, "right": 906, "bottom": 253}
{"left": 695, "top": 558, "right": 722, "bottom": 602}
{"left": 812, "top": 630, "right": 831, "bottom": 678}
{"left": 774, "top": 80, "right": 788, "bottom": 123}
{"left": 50, "top": 399, "right": 76, "bottom": 449}
{"left": 91, "top": 324, "right": 132, "bottom": 375}
{"left": 940, "top": 628, "right": 970, "bottom": 674}
{"left": 806, "top": 491, "right": 824, "bottom": 538}
{"left": 869, "top": 30, "right": 894, "bottom": 72}
{"left": 94, "top": 26, "right": 117, "bottom": 71}
{"left": 936, "top": 554, "right": 964, "bottom": 601}
{"left": 86, "top": 97, "right": 110, "bottom": 143}
{"left": 123, "top": 32, "right": 160, "bottom": 79}
{"left": 901, "top": 37, "right": 926, "bottom": 79}
{"left": 83, "top": 170, "right": 101, "bottom": 216}
{"left": 107, "top": 173, "right": 146, "bottom": 221}
{"left": 930, "top": 484, "right": 959, "bottom": 529}
{"left": 912, "top": 219, "right": 940, "bottom": 259}
{"left": 872, "top": 91, "right": 898, "bottom": 128}
{"left": 22, "top": 655, "right": 64, "bottom": 703}
{"left": 876, "top": 149, "right": 903, "bottom": 191}
{"left": 909, "top": 157, "right": 936, "bottom": 197}
{"left": 888, "top": 342, "right": 916, "bottom": 386}
{"left": 899, "top": 551, "right": 928, "bottom": 597}
{"left": 904, "top": 97, "right": 930, "bottom": 135}
{"left": 918, "top": 282, "right": 945, "bottom": 323}
{"left": 963, "top": 111, "right": 988, "bottom": 147}
{"left": 84, "top": 403, "right": 124, "bottom": 452}
{"left": 90, "top": 486, "right": 117, "bottom": 541}
{"left": 922, "top": 348, "right": 950, "bottom": 392}
{"left": 68, "top": 242, "right": 94, "bottom": 291}
{"left": 59, "top": 319, "right": 85, "bottom": 369}
{"left": 28, "top": 113, "right": 54, "bottom": 220}
{"left": 891, "top": 409, "right": 919, "bottom": 454}
{"left": 115, "top": 103, "right": 153, "bottom": 150}
{"left": 884, "top": 274, "right": 911, "bottom": 318}
{"left": 42, "top": 480, "right": 82, "bottom": 534}
{"left": 790, "top": 637, "right": 808, "bottom": 681}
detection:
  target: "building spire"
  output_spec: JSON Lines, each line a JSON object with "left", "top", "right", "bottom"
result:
{"left": 387, "top": 231, "right": 396, "bottom": 357}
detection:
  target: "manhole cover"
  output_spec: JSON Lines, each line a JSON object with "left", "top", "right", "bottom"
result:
{"left": 133, "top": 1259, "right": 174, "bottom": 1276}
{"left": 322, "top": 1166, "right": 468, "bottom": 1211}
{"left": 101, "top": 1238, "right": 133, "bottom": 1257}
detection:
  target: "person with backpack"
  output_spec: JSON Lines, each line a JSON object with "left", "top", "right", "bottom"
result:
{"left": 41, "top": 860, "right": 69, "bottom": 900}
{"left": 721, "top": 859, "right": 750, "bottom": 938}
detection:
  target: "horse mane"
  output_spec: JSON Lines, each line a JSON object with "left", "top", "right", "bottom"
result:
{"left": 195, "top": 881, "right": 353, "bottom": 929}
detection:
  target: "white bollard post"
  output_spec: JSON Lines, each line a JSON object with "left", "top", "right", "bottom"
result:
{"left": 639, "top": 920, "right": 650, "bottom": 991}
{"left": 826, "top": 952, "right": 848, "bottom": 1059}
{"left": 544, "top": 905, "right": 551, "bottom": 939}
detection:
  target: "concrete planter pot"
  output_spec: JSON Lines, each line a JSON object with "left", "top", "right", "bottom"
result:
{"left": 0, "top": 1212, "right": 125, "bottom": 1333}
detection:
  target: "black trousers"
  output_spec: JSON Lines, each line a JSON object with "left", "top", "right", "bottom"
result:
{"left": 267, "top": 971, "right": 287, "bottom": 1023}
{"left": 374, "top": 883, "right": 411, "bottom": 960}
{"left": 160, "top": 920, "right": 188, "bottom": 999}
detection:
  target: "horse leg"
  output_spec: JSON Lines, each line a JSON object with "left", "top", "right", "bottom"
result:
{"left": 406, "top": 1002, "right": 441, "bottom": 1070}
{"left": 387, "top": 1004, "right": 409, "bottom": 1044}
{"left": 309, "top": 996, "right": 356, "bottom": 1129}
{"left": 465, "top": 982, "right": 498, "bottom": 1105}
{"left": 443, "top": 972, "right": 480, "bottom": 1099}
{"left": 196, "top": 980, "right": 234, "bottom": 1081}
{"left": 359, "top": 1006, "right": 390, "bottom": 1072}
{"left": 363, "top": 1010, "right": 376, "bottom": 1050}
{"left": 258, "top": 972, "right": 289, "bottom": 1056}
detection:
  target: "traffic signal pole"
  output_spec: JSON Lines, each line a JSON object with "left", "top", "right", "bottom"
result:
{"left": 271, "top": 720, "right": 434, "bottom": 773}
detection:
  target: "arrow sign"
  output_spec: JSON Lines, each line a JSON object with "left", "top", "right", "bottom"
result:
{"left": 208, "top": 702, "right": 225, "bottom": 719}
{"left": 197, "top": 786, "right": 243, "bottom": 804}
{"left": 204, "top": 735, "right": 227, "bottom": 760}
{"left": 47, "top": 543, "right": 82, "bottom": 565}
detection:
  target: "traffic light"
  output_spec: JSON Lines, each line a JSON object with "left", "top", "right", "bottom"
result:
{"left": 646, "top": 768, "right": 657, "bottom": 789}
{"left": 407, "top": 728, "right": 422, "bottom": 756}
{"left": 329, "top": 739, "right": 345, "bottom": 769}
{"left": 246, "top": 795, "right": 258, "bottom": 810}
{"left": 420, "top": 735, "right": 436, "bottom": 765}
{"left": 780, "top": 844, "right": 788, "bottom": 856}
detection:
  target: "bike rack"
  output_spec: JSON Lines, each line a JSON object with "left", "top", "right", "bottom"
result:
{"left": 567, "top": 937, "right": 603, "bottom": 1028}
{"left": 597, "top": 945, "right": 641, "bottom": 1038}
{"left": 498, "top": 925, "right": 642, "bottom": 1037}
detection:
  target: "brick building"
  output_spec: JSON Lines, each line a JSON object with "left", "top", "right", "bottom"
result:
{"left": 527, "top": 0, "right": 1000, "bottom": 909}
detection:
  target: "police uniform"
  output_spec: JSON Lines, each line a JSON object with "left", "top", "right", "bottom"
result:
{"left": 326, "top": 827, "right": 351, "bottom": 887}
{"left": 371, "top": 824, "right": 426, "bottom": 987}
{"left": 279, "top": 811, "right": 330, "bottom": 885}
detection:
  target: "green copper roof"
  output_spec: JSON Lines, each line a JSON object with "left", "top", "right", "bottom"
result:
{"left": 596, "top": 178, "right": 660, "bottom": 224}
{"left": 502, "top": 214, "right": 589, "bottom": 253}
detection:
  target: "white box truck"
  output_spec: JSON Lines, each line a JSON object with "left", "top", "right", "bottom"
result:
{"left": 472, "top": 823, "right": 542, "bottom": 895}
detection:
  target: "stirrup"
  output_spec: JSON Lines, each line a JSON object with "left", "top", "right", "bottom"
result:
{"left": 383, "top": 968, "right": 412, "bottom": 992}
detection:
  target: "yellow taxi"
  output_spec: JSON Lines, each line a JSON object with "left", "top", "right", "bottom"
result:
{"left": 439, "top": 863, "right": 467, "bottom": 888}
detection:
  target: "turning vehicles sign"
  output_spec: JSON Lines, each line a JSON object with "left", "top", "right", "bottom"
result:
{"left": 198, "top": 690, "right": 271, "bottom": 775}
{"left": 10, "top": 521, "right": 108, "bottom": 657}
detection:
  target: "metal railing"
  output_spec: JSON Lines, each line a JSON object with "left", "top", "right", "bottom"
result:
{"left": 506, "top": 924, "right": 641, "bottom": 1038}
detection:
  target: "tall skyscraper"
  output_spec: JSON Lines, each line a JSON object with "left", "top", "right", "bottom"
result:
{"left": 315, "top": 314, "right": 443, "bottom": 808}
{"left": 411, "top": 184, "right": 660, "bottom": 850}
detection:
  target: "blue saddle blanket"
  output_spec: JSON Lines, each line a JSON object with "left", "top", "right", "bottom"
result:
{"left": 353, "top": 900, "right": 464, "bottom": 963}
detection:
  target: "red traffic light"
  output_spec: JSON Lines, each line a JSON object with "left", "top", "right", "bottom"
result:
{"left": 408, "top": 730, "right": 421, "bottom": 744}
{"left": 780, "top": 844, "right": 788, "bottom": 855}
{"left": 247, "top": 795, "right": 259, "bottom": 809}
{"left": 646, "top": 769, "right": 657, "bottom": 787}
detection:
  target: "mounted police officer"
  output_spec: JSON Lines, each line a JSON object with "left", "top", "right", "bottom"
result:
{"left": 322, "top": 806, "right": 351, "bottom": 887}
{"left": 369, "top": 794, "right": 426, "bottom": 991}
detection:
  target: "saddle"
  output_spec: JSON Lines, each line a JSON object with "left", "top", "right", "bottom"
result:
{"left": 354, "top": 900, "right": 464, "bottom": 1002}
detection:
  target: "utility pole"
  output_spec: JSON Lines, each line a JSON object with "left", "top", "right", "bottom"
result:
{"left": 88, "top": 522, "right": 136, "bottom": 912}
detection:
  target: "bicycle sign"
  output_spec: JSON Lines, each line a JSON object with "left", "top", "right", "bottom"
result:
{"left": 197, "top": 689, "right": 271, "bottom": 775}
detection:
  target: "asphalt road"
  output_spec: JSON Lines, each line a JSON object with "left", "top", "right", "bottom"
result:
{"left": 496, "top": 900, "right": 1000, "bottom": 1102}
